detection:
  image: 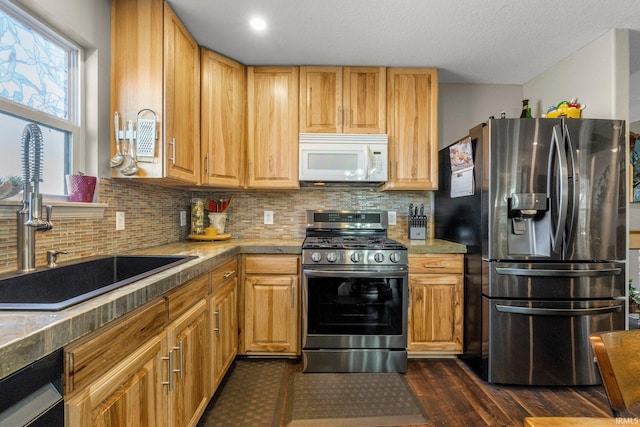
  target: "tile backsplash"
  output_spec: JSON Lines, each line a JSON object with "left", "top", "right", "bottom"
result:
{"left": 0, "top": 179, "right": 432, "bottom": 272}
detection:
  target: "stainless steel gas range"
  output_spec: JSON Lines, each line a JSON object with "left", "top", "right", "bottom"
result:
{"left": 301, "top": 210, "right": 408, "bottom": 373}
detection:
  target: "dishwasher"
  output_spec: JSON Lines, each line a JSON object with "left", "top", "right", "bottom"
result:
{"left": 0, "top": 349, "right": 63, "bottom": 426}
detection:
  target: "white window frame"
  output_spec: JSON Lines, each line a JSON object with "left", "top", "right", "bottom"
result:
{"left": 0, "top": 0, "right": 104, "bottom": 219}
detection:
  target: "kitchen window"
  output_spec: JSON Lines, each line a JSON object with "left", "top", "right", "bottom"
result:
{"left": 0, "top": 0, "right": 82, "bottom": 198}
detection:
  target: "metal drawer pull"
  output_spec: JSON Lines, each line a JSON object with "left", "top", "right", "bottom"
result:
{"left": 495, "top": 304, "right": 622, "bottom": 316}
{"left": 495, "top": 267, "right": 621, "bottom": 277}
{"left": 223, "top": 270, "right": 236, "bottom": 278}
{"left": 422, "top": 264, "right": 447, "bottom": 268}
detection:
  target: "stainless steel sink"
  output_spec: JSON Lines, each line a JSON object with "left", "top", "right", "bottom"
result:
{"left": 0, "top": 255, "right": 196, "bottom": 311}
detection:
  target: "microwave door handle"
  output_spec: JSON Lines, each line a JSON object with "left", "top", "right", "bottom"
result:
{"left": 364, "top": 145, "right": 371, "bottom": 179}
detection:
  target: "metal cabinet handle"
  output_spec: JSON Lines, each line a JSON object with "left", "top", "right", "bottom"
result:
{"left": 223, "top": 270, "right": 236, "bottom": 278}
{"left": 291, "top": 286, "right": 295, "bottom": 309}
{"left": 169, "top": 138, "right": 176, "bottom": 164}
{"left": 204, "top": 153, "right": 209, "bottom": 174}
{"left": 213, "top": 308, "right": 221, "bottom": 335}
{"left": 176, "top": 343, "right": 183, "bottom": 380}
{"left": 162, "top": 351, "right": 174, "bottom": 391}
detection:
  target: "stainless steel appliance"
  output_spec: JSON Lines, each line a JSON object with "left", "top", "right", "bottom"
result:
{"left": 299, "top": 133, "right": 388, "bottom": 185}
{"left": 301, "top": 210, "right": 408, "bottom": 373}
{"left": 435, "top": 118, "right": 627, "bottom": 386}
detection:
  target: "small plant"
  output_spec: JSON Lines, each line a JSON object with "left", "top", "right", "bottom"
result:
{"left": 630, "top": 280, "right": 640, "bottom": 305}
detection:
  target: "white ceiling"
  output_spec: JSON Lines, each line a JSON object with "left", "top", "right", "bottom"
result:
{"left": 167, "top": 0, "right": 640, "bottom": 84}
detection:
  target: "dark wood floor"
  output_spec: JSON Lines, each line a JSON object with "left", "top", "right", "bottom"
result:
{"left": 405, "top": 358, "right": 618, "bottom": 426}
{"left": 201, "top": 358, "right": 631, "bottom": 427}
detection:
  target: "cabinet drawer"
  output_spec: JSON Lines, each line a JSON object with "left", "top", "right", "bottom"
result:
{"left": 245, "top": 255, "right": 299, "bottom": 275}
{"left": 409, "top": 254, "right": 463, "bottom": 274}
{"left": 211, "top": 257, "right": 238, "bottom": 293}
{"left": 166, "top": 274, "right": 209, "bottom": 322}
{"left": 64, "top": 298, "right": 166, "bottom": 395}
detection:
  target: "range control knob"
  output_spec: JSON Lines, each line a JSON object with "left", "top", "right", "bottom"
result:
{"left": 374, "top": 252, "right": 385, "bottom": 263}
{"left": 350, "top": 252, "right": 361, "bottom": 263}
{"left": 389, "top": 252, "right": 401, "bottom": 263}
{"left": 310, "top": 252, "right": 322, "bottom": 263}
{"left": 326, "top": 252, "right": 338, "bottom": 263}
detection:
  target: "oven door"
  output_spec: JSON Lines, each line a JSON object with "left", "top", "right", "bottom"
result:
{"left": 302, "top": 268, "right": 408, "bottom": 350}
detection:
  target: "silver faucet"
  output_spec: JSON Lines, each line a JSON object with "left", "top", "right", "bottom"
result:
{"left": 17, "top": 123, "right": 53, "bottom": 273}
{"left": 46, "top": 250, "right": 68, "bottom": 268}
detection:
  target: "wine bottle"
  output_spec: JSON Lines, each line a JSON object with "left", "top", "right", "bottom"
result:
{"left": 520, "top": 99, "right": 532, "bottom": 118}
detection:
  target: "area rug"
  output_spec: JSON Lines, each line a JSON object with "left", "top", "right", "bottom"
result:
{"left": 283, "top": 372, "right": 431, "bottom": 427}
{"left": 197, "top": 359, "right": 288, "bottom": 427}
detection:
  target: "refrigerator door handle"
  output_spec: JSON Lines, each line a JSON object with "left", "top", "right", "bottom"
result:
{"left": 495, "top": 267, "right": 622, "bottom": 277}
{"left": 548, "top": 125, "right": 569, "bottom": 253}
{"left": 495, "top": 304, "right": 623, "bottom": 316}
{"left": 562, "top": 123, "right": 578, "bottom": 251}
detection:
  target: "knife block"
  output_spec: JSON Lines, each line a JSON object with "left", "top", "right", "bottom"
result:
{"left": 408, "top": 218, "right": 426, "bottom": 240}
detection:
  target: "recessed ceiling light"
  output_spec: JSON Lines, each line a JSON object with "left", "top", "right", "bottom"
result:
{"left": 250, "top": 17, "right": 267, "bottom": 31}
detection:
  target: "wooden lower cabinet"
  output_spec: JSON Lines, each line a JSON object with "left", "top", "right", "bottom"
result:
{"left": 65, "top": 334, "right": 166, "bottom": 427}
{"left": 166, "top": 299, "right": 209, "bottom": 427}
{"left": 209, "top": 258, "right": 238, "bottom": 391}
{"left": 407, "top": 254, "right": 464, "bottom": 354}
{"left": 64, "top": 274, "right": 211, "bottom": 427}
{"left": 241, "top": 255, "right": 300, "bottom": 356}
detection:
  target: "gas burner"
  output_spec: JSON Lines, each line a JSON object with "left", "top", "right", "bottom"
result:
{"left": 302, "top": 210, "right": 407, "bottom": 267}
{"left": 302, "top": 236, "right": 405, "bottom": 251}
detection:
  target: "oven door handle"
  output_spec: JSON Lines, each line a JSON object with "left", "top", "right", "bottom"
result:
{"left": 303, "top": 268, "right": 407, "bottom": 278}
{"left": 495, "top": 304, "right": 623, "bottom": 316}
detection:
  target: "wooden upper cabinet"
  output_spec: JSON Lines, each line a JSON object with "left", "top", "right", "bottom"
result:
{"left": 299, "top": 66, "right": 343, "bottom": 133}
{"left": 164, "top": 2, "right": 200, "bottom": 183}
{"left": 300, "top": 66, "right": 386, "bottom": 134}
{"left": 247, "top": 66, "right": 299, "bottom": 189}
{"left": 343, "top": 67, "right": 386, "bottom": 133}
{"left": 111, "top": 0, "right": 200, "bottom": 184}
{"left": 200, "top": 48, "right": 246, "bottom": 188}
{"left": 383, "top": 68, "right": 438, "bottom": 190}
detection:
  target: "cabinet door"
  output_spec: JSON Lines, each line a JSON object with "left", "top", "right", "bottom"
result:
{"left": 244, "top": 275, "right": 299, "bottom": 354}
{"left": 111, "top": 0, "right": 164, "bottom": 179}
{"left": 211, "top": 281, "right": 238, "bottom": 390}
{"left": 385, "top": 68, "right": 438, "bottom": 190}
{"left": 200, "top": 48, "right": 245, "bottom": 187}
{"left": 342, "top": 67, "right": 386, "bottom": 134}
{"left": 408, "top": 273, "right": 463, "bottom": 353}
{"left": 166, "top": 300, "right": 209, "bottom": 427}
{"left": 246, "top": 66, "right": 299, "bottom": 189}
{"left": 299, "top": 66, "right": 342, "bottom": 133}
{"left": 65, "top": 335, "right": 166, "bottom": 427}
{"left": 164, "top": 2, "right": 200, "bottom": 184}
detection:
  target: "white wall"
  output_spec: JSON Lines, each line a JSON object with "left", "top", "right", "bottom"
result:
{"left": 438, "top": 84, "right": 522, "bottom": 149}
{"left": 18, "top": 0, "right": 111, "bottom": 178}
{"left": 524, "top": 29, "right": 629, "bottom": 121}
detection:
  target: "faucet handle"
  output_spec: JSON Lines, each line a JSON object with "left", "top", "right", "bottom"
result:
{"left": 46, "top": 249, "right": 68, "bottom": 268}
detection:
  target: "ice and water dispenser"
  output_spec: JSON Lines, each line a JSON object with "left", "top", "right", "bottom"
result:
{"left": 507, "top": 193, "right": 551, "bottom": 256}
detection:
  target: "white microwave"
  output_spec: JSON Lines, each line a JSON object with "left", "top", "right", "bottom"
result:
{"left": 298, "top": 133, "right": 388, "bottom": 184}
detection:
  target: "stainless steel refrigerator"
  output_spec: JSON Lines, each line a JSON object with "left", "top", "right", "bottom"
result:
{"left": 435, "top": 118, "right": 627, "bottom": 386}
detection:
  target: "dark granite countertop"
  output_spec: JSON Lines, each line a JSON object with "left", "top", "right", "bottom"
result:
{"left": 0, "top": 237, "right": 464, "bottom": 380}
